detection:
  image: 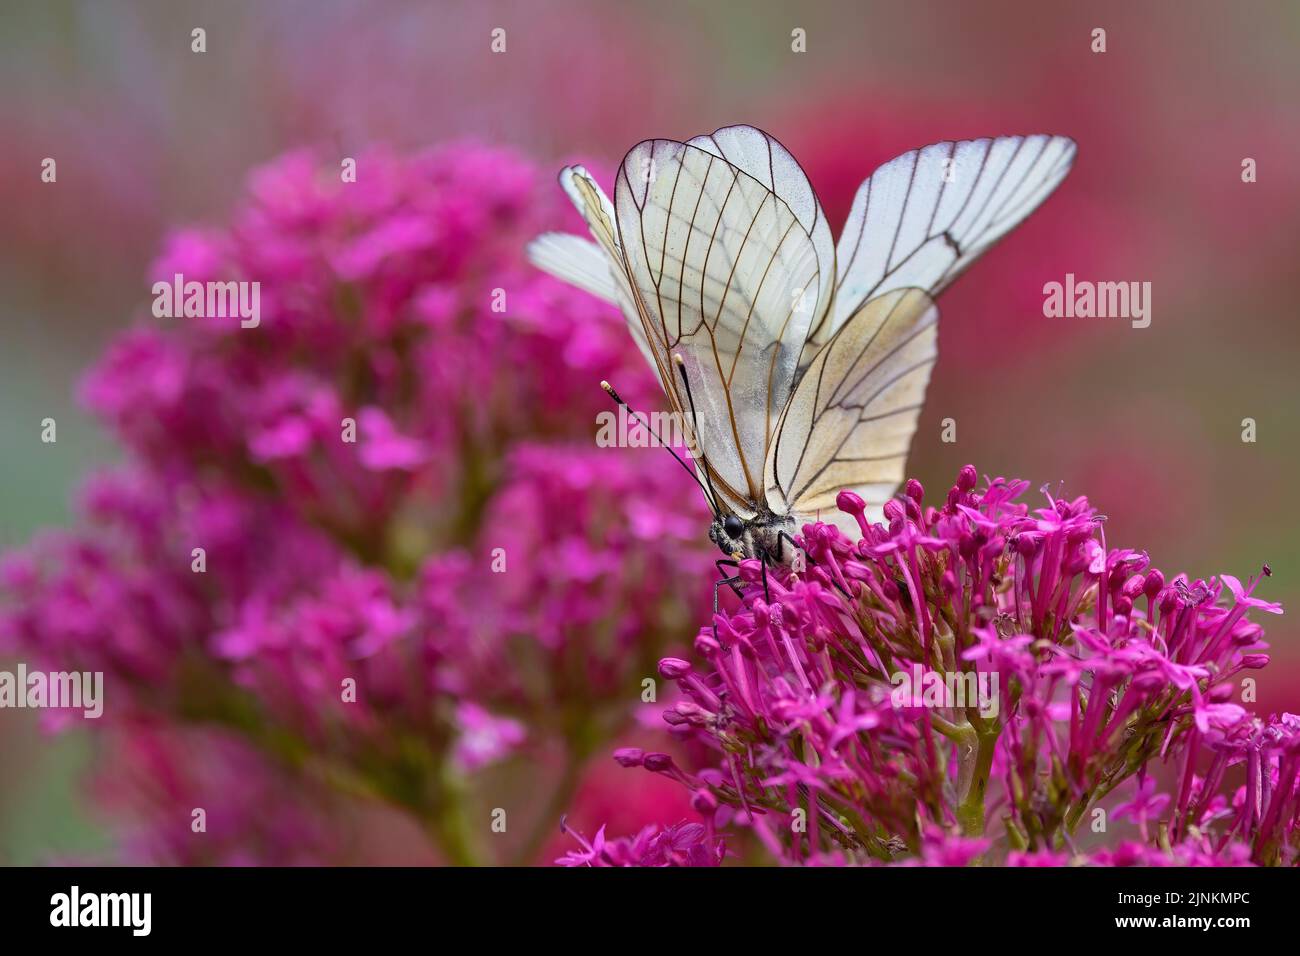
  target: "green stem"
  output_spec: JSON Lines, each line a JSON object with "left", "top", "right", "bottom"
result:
{"left": 422, "top": 769, "right": 481, "bottom": 866}
{"left": 956, "top": 729, "right": 1000, "bottom": 839}
{"left": 1004, "top": 814, "right": 1030, "bottom": 851}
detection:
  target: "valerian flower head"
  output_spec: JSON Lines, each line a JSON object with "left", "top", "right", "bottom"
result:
{"left": 628, "top": 467, "right": 1292, "bottom": 866}
{"left": 0, "top": 143, "right": 711, "bottom": 864}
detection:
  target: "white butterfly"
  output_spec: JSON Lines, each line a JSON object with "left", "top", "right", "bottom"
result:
{"left": 529, "top": 125, "right": 1075, "bottom": 568}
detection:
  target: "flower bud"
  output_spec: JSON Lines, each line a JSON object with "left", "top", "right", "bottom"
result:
{"left": 643, "top": 752, "right": 675, "bottom": 773}
{"left": 1143, "top": 569, "right": 1165, "bottom": 598}
{"left": 658, "top": 657, "right": 692, "bottom": 680}
{"left": 691, "top": 789, "right": 718, "bottom": 813}
{"left": 674, "top": 701, "right": 711, "bottom": 726}
{"left": 613, "top": 747, "right": 645, "bottom": 768}
{"left": 836, "top": 489, "right": 866, "bottom": 517}
{"left": 694, "top": 631, "right": 720, "bottom": 656}
{"left": 1121, "top": 574, "right": 1146, "bottom": 600}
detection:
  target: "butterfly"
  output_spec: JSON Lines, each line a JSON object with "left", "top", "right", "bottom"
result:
{"left": 529, "top": 125, "right": 1075, "bottom": 573}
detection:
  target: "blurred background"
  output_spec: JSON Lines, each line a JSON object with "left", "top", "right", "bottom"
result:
{"left": 1, "top": 0, "right": 1298, "bottom": 863}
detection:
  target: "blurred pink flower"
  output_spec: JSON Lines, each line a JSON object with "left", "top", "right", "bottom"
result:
{"left": 92, "top": 727, "right": 343, "bottom": 866}
{"left": 451, "top": 703, "right": 527, "bottom": 773}
{"left": 1, "top": 141, "right": 713, "bottom": 864}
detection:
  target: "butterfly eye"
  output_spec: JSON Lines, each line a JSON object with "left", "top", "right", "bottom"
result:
{"left": 723, "top": 514, "right": 744, "bottom": 539}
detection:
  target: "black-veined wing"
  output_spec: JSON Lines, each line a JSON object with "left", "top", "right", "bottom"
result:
{"left": 528, "top": 166, "right": 658, "bottom": 368}
{"left": 768, "top": 287, "right": 939, "bottom": 532}
{"left": 613, "top": 126, "right": 834, "bottom": 515}
{"left": 799, "top": 135, "right": 1075, "bottom": 371}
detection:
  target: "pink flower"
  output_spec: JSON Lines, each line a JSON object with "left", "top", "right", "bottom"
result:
{"left": 556, "top": 819, "right": 724, "bottom": 867}
{"left": 1112, "top": 778, "right": 1171, "bottom": 842}
{"left": 355, "top": 407, "right": 429, "bottom": 472}
{"left": 451, "top": 703, "right": 526, "bottom": 773}
{"left": 0, "top": 142, "right": 711, "bottom": 865}
{"left": 632, "top": 467, "right": 1288, "bottom": 865}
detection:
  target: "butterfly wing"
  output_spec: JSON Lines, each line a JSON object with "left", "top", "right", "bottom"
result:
{"left": 800, "top": 135, "right": 1075, "bottom": 371}
{"left": 611, "top": 127, "right": 835, "bottom": 515}
{"left": 684, "top": 126, "right": 837, "bottom": 324}
{"left": 768, "top": 287, "right": 939, "bottom": 532}
{"left": 530, "top": 130, "right": 1073, "bottom": 533}
{"left": 528, "top": 166, "right": 658, "bottom": 367}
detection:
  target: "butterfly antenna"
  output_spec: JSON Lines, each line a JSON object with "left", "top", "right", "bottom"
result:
{"left": 600, "top": 380, "right": 716, "bottom": 512}
{"left": 672, "top": 354, "right": 723, "bottom": 517}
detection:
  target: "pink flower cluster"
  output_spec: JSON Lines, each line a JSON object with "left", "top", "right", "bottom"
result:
{"left": 623, "top": 468, "right": 1293, "bottom": 866}
{"left": 555, "top": 817, "right": 724, "bottom": 868}
{"left": 0, "top": 144, "right": 711, "bottom": 864}
{"left": 7, "top": 138, "right": 1290, "bottom": 869}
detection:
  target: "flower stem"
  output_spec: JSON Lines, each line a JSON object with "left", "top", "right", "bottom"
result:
{"left": 956, "top": 729, "right": 1000, "bottom": 838}
{"left": 423, "top": 769, "right": 481, "bottom": 866}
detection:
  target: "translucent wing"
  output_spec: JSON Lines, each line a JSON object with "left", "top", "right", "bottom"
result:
{"left": 685, "top": 126, "right": 836, "bottom": 324}
{"left": 768, "top": 287, "right": 939, "bottom": 533}
{"left": 800, "top": 135, "right": 1075, "bottom": 369}
{"left": 527, "top": 232, "right": 620, "bottom": 305}
{"left": 528, "top": 166, "right": 656, "bottom": 367}
{"left": 614, "top": 128, "right": 834, "bottom": 515}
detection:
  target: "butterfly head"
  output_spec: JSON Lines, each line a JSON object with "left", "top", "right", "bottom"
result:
{"left": 708, "top": 513, "right": 746, "bottom": 559}
{"left": 709, "top": 510, "right": 796, "bottom": 564}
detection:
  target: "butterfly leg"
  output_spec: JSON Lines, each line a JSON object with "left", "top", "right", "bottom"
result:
{"left": 759, "top": 551, "right": 771, "bottom": 603}
{"left": 712, "top": 574, "right": 742, "bottom": 646}
{"left": 712, "top": 559, "right": 743, "bottom": 646}
{"left": 715, "top": 558, "right": 743, "bottom": 598}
